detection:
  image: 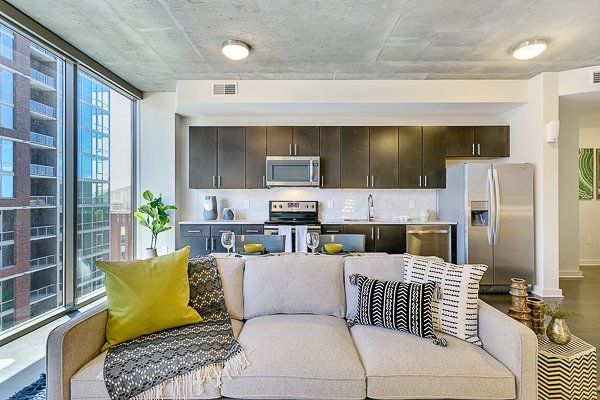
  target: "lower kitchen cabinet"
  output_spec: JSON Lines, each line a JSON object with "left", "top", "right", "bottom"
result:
{"left": 344, "top": 225, "right": 376, "bottom": 252}
{"left": 179, "top": 224, "right": 248, "bottom": 255}
{"left": 321, "top": 225, "right": 345, "bottom": 234}
{"left": 180, "top": 235, "right": 212, "bottom": 257}
{"left": 343, "top": 224, "right": 406, "bottom": 253}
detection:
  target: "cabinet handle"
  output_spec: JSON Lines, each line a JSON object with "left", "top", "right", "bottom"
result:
{"left": 212, "top": 176, "right": 216, "bottom": 188}
{"left": 326, "top": 230, "right": 340, "bottom": 233}
{"left": 424, "top": 175, "right": 428, "bottom": 188}
{"left": 419, "top": 175, "right": 422, "bottom": 188}
{"left": 321, "top": 175, "right": 324, "bottom": 187}
{"left": 472, "top": 143, "right": 475, "bottom": 156}
{"left": 245, "top": 229, "right": 259, "bottom": 233}
{"left": 289, "top": 144, "right": 292, "bottom": 155}
{"left": 218, "top": 176, "right": 222, "bottom": 187}
{"left": 371, "top": 227, "right": 374, "bottom": 240}
{"left": 377, "top": 227, "right": 380, "bottom": 240}
{"left": 262, "top": 175, "right": 266, "bottom": 187}
{"left": 294, "top": 143, "right": 298, "bottom": 155}
{"left": 211, "top": 238, "right": 215, "bottom": 250}
{"left": 370, "top": 175, "right": 374, "bottom": 188}
{"left": 477, "top": 143, "right": 481, "bottom": 156}
{"left": 205, "top": 238, "right": 209, "bottom": 251}
{"left": 187, "top": 229, "right": 201, "bottom": 233}
{"left": 366, "top": 175, "right": 370, "bottom": 188}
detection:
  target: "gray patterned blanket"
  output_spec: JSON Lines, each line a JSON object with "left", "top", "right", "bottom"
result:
{"left": 103, "top": 256, "right": 248, "bottom": 400}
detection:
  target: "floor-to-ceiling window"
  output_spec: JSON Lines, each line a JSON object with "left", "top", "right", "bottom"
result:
{"left": 0, "top": 20, "right": 137, "bottom": 337}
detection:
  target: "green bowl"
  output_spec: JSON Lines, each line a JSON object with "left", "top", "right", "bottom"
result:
{"left": 244, "top": 243, "right": 263, "bottom": 253}
{"left": 324, "top": 243, "right": 343, "bottom": 254}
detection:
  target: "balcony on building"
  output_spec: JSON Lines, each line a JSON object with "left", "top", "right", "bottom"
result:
{"left": 30, "top": 224, "right": 57, "bottom": 240}
{"left": 29, "top": 254, "right": 57, "bottom": 272}
{"left": 29, "top": 42, "right": 58, "bottom": 63}
{"left": 30, "top": 163, "right": 55, "bottom": 177}
{"left": 29, "top": 283, "right": 57, "bottom": 304}
{"left": 30, "top": 130, "right": 56, "bottom": 148}
{"left": 29, "top": 61, "right": 56, "bottom": 91}
{"left": 29, "top": 99, "right": 56, "bottom": 120}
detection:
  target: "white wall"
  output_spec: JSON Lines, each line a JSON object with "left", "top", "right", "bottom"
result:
{"left": 137, "top": 92, "right": 177, "bottom": 257}
{"left": 579, "top": 114, "right": 600, "bottom": 266}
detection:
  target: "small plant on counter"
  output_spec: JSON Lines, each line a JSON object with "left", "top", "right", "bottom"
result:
{"left": 541, "top": 303, "right": 581, "bottom": 319}
{"left": 134, "top": 190, "right": 177, "bottom": 256}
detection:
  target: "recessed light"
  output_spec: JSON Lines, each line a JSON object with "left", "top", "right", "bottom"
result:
{"left": 222, "top": 39, "right": 250, "bottom": 61}
{"left": 511, "top": 39, "right": 548, "bottom": 60}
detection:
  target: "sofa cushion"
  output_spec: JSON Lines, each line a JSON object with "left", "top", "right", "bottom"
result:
{"left": 351, "top": 324, "right": 515, "bottom": 400}
{"left": 70, "top": 319, "right": 244, "bottom": 399}
{"left": 344, "top": 255, "right": 405, "bottom": 320}
{"left": 243, "top": 254, "right": 345, "bottom": 319}
{"left": 221, "top": 314, "right": 366, "bottom": 399}
{"left": 216, "top": 257, "right": 244, "bottom": 320}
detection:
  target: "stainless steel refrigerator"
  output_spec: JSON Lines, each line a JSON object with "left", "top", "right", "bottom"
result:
{"left": 439, "top": 163, "right": 535, "bottom": 289}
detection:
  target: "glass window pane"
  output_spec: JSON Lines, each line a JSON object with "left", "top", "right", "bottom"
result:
{"left": 76, "top": 72, "right": 133, "bottom": 300}
{"left": 0, "top": 22, "right": 64, "bottom": 334}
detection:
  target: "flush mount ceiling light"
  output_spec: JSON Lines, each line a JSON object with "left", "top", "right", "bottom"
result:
{"left": 511, "top": 39, "right": 548, "bottom": 60}
{"left": 221, "top": 39, "right": 250, "bottom": 60}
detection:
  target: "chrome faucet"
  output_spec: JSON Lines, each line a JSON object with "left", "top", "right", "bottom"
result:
{"left": 368, "top": 194, "right": 374, "bottom": 222}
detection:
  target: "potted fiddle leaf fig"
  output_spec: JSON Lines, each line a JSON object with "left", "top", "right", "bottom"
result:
{"left": 134, "top": 190, "right": 177, "bottom": 258}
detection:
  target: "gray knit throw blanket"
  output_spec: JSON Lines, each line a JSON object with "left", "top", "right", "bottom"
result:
{"left": 103, "top": 256, "right": 248, "bottom": 400}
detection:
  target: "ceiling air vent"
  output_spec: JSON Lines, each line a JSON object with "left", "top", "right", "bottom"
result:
{"left": 212, "top": 83, "right": 237, "bottom": 96}
{"left": 592, "top": 71, "right": 600, "bottom": 85}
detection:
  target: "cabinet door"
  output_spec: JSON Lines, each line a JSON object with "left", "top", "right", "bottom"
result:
{"left": 246, "top": 126, "right": 267, "bottom": 188}
{"left": 319, "top": 126, "right": 341, "bottom": 188}
{"left": 369, "top": 126, "right": 399, "bottom": 188}
{"left": 179, "top": 236, "right": 211, "bottom": 257}
{"left": 398, "top": 127, "right": 423, "bottom": 189}
{"left": 266, "top": 126, "right": 293, "bottom": 156}
{"left": 374, "top": 225, "right": 406, "bottom": 254}
{"left": 446, "top": 126, "right": 474, "bottom": 157}
{"left": 242, "top": 225, "right": 264, "bottom": 235}
{"left": 344, "top": 224, "right": 375, "bottom": 252}
{"left": 217, "top": 127, "right": 245, "bottom": 188}
{"left": 341, "top": 127, "right": 370, "bottom": 188}
{"left": 422, "top": 126, "right": 446, "bottom": 189}
{"left": 293, "top": 126, "right": 320, "bottom": 156}
{"left": 475, "top": 126, "right": 510, "bottom": 157}
{"left": 211, "top": 225, "right": 243, "bottom": 253}
{"left": 189, "top": 127, "right": 217, "bottom": 188}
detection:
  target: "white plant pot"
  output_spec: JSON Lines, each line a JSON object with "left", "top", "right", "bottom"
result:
{"left": 144, "top": 248, "right": 158, "bottom": 259}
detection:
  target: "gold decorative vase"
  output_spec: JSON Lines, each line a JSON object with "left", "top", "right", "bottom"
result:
{"left": 547, "top": 317, "right": 572, "bottom": 345}
{"left": 507, "top": 278, "right": 532, "bottom": 328}
{"left": 527, "top": 297, "right": 546, "bottom": 334}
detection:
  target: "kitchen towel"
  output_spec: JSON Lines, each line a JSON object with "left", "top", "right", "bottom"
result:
{"left": 295, "top": 225, "right": 308, "bottom": 253}
{"left": 277, "top": 226, "right": 293, "bottom": 252}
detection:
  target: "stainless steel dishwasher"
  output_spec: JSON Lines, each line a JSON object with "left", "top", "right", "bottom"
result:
{"left": 406, "top": 225, "right": 452, "bottom": 262}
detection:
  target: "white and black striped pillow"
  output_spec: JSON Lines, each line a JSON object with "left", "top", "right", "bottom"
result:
{"left": 350, "top": 274, "right": 437, "bottom": 341}
{"left": 403, "top": 254, "right": 487, "bottom": 346}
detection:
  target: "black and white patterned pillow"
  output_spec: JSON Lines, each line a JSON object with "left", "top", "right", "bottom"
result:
{"left": 188, "top": 256, "right": 230, "bottom": 322}
{"left": 350, "top": 274, "right": 437, "bottom": 341}
{"left": 403, "top": 254, "right": 487, "bottom": 346}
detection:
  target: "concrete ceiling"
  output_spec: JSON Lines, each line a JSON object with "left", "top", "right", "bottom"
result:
{"left": 8, "top": 0, "right": 600, "bottom": 92}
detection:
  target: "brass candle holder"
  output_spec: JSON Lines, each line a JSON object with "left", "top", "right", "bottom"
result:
{"left": 507, "top": 278, "right": 532, "bottom": 328}
{"left": 527, "top": 297, "right": 545, "bottom": 334}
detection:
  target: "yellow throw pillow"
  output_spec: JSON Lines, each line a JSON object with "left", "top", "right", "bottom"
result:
{"left": 96, "top": 246, "right": 201, "bottom": 351}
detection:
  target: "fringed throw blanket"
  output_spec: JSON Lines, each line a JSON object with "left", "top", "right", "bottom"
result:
{"left": 103, "top": 256, "right": 248, "bottom": 400}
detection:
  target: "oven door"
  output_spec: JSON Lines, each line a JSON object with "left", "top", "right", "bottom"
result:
{"left": 264, "top": 224, "right": 321, "bottom": 251}
{"left": 265, "top": 156, "right": 320, "bottom": 187}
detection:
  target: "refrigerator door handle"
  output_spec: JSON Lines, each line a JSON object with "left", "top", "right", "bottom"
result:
{"left": 493, "top": 168, "right": 500, "bottom": 245}
{"left": 486, "top": 169, "right": 495, "bottom": 246}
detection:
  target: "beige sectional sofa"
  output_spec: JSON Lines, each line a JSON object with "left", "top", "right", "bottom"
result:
{"left": 47, "top": 254, "right": 538, "bottom": 400}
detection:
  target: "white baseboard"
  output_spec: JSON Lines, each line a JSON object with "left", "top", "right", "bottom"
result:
{"left": 560, "top": 270, "right": 584, "bottom": 279}
{"left": 579, "top": 259, "right": 600, "bottom": 266}
{"left": 532, "top": 287, "right": 564, "bottom": 299}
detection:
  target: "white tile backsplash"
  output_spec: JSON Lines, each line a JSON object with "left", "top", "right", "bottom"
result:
{"left": 181, "top": 189, "right": 437, "bottom": 222}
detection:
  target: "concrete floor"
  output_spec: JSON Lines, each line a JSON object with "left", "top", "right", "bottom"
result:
{"left": 0, "top": 270, "right": 598, "bottom": 397}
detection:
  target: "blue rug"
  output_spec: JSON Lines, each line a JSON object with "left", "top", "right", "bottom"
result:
{"left": 8, "top": 373, "right": 46, "bottom": 400}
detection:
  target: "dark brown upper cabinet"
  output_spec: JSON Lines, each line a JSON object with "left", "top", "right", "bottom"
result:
{"left": 398, "top": 127, "right": 423, "bottom": 189}
{"left": 369, "top": 126, "right": 399, "bottom": 188}
{"left": 189, "top": 127, "right": 217, "bottom": 189}
{"left": 475, "top": 126, "right": 510, "bottom": 157}
{"left": 245, "top": 126, "right": 267, "bottom": 188}
{"left": 319, "top": 126, "right": 341, "bottom": 188}
{"left": 266, "top": 126, "right": 293, "bottom": 156}
{"left": 398, "top": 126, "right": 446, "bottom": 189}
{"left": 341, "top": 126, "right": 370, "bottom": 188}
{"left": 446, "top": 126, "right": 510, "bottom": 157}
{"left": 217, "top": 127, "right": 246, "bottom": 188}
{"left": 422, "top": 126, "right": 446, "bottom": 188}
{"left": 293, "top": 126, "right": 320, "bottom": 156}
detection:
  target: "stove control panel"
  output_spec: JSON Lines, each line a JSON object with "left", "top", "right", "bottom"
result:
{"left": 270, "top": 201, "right": 317, "bottom": 212}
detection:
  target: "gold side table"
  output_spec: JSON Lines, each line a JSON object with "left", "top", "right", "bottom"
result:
{"left": 538, "top": 335, "right": 597, "bottom": 400}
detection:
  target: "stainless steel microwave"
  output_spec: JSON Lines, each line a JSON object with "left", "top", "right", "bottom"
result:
{"left": 265, "top": 156, "right": 320, "bottom": 187}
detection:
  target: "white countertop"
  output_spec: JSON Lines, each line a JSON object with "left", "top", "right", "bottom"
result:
{"left": 180, "top": 219, "right": 456, "bottom": 225}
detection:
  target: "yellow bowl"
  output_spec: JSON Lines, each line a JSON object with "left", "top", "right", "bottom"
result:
{"left": 324, "top": 243, "right": 343, "bottom": 254}
{"left": 244, "top": 243, "right": 263, "bottom": 253}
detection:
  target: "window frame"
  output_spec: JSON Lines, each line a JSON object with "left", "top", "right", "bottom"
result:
{"left": 0, "top": 17, "right": 139, "bottom": 345}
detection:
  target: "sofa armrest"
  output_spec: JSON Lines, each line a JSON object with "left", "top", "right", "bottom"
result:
{"left": 478, "top": 300, "right": 538, "bottom": 400}
{"left": 46, "top": 303, "right": 108, "bottom": 400}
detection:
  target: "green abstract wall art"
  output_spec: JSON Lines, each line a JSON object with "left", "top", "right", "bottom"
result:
{"left": 579, "top": 148, "right": 593, "bottom": 200}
